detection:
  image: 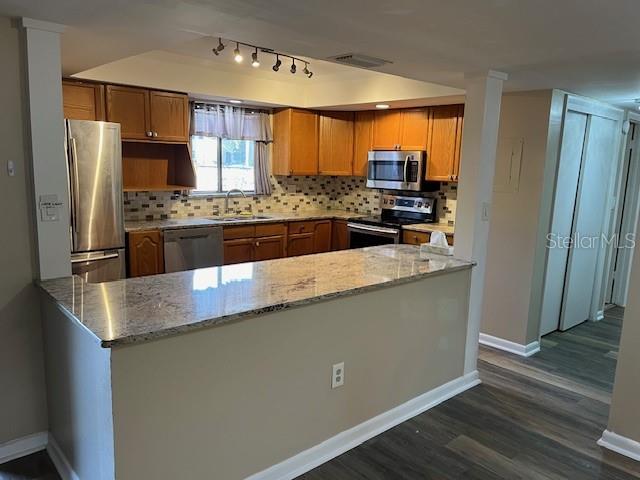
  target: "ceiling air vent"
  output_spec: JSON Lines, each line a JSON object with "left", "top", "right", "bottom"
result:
{"left": 328, "top": 53, "right": 391, "bottom": 69}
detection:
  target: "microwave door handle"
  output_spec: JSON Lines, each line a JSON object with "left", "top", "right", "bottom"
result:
{"left": 403, "top": 155, "right": 410, "bottom": 183}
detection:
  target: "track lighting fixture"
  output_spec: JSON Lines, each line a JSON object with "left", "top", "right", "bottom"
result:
{"left": 303, "top": 63, "right": 313, "bottom": 78}
{"left": 215, "top": 38, "right": 313, "bottom": 78}
{"left": 272, "top": 55, "right": 282, "bottom": 72}
{"left": 233, "top": 42, "right": 243, "bottom": 63}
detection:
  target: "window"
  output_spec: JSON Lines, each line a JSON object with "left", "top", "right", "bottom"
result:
{"left": 191, "top": 136, "right": 255, "bottom": 193}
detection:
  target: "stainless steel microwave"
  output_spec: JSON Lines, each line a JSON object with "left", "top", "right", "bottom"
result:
{"left": 366, "top": 150, "right": 425, "bottom": 191}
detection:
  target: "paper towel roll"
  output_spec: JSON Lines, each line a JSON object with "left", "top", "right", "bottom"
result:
{"left": 430, "top": 230, "right": 449, "bottom": 247}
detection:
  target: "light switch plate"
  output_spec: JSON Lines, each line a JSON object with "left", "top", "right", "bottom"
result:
{"left": 39, "top": 194, "right": 63, "bottom": 222}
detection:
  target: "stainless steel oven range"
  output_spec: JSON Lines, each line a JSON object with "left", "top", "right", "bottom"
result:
{"left": 347, "top": 194, "right": 436, "bottom": 248}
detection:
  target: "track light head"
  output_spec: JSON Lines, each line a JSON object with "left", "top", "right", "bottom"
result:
{"left": 307, "top": 70, "right": 313, "bottom": 78}
{"left": 290, "top": 60, "right": 297, "bottom": 74}
{"left": 233, "top": 43, "right": 243, "bottom": 63}
{"left": 303, "top": 64, "right": 309, "bottom": 75}
{"left": 212, "top": 48, "right": 219, "bottom": 56}
{"left": 251, "top": 49, "right": 260, "bottom": 68}
{"left": 216, "top": 38, "right": 225, "bottom": 53}
{"left": 272, "top": 55, "right": 281, "bottom": 72}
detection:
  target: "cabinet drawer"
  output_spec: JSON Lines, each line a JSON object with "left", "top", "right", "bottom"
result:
{"left": 223, "top": 225, "right": 256, "bottom": 240}
{"left": 402, "top": 230, "right": 430, "bottom": 245}
{"left": 255, "top": 223, "right": 287, "bottom": 237}
{"left": 288, "top": 221, "right": 318, "bottom": 235}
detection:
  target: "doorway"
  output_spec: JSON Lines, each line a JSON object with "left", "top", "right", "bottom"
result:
{"left": 539, "top": 97, "right": 624, "bottom": 336}
{"left": 606, "top": 119, "right": 640, "bottom": 307}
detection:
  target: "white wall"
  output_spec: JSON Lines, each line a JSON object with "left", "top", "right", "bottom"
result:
{"left": 0, "top": 16, "right": 48, "bottom": 446}
{"left": 481, "top": 91, "right": 554, "bottom": 345}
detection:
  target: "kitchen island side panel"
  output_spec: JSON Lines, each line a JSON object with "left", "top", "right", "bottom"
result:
{"left": 41, "top": 297, "right": 115, "bottom": 480}
{"left": 109, "top": 269, "right": 472, "bottom": 480}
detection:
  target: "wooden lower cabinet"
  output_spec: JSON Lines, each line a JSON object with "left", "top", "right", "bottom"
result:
{"left": 313, "top": 220, "right": 332, "bottom": 253}
{"left": 128, "top": 230, "right": 164, "bottom": 277}
{"left": 287, "top": 232, "right": 315, "bottom": 257}
{"left": 254, "top": 235, "right": 286, "bottom": 261}
{"left": 331, "top": 220, "right": 350, "bottom": 251}
{"left": 402, "top": 230, "right": 454, "bottom": 246}
{"left": 223, "top": 223, "right": 287, "bottom": 265}
{"left": 223, "top": 238, "right": 255, "bottom": 265}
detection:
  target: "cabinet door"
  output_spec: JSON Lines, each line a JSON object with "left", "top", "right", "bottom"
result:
{"left": 106, "top": 85, "right": 150, "bottom": 141}
{"left": 372, "top": 110, "right": 402, "bottom": 150}
{"left": 399, "top": 108, "right": 429, "bottom": 150}
{"left": 62, "top": 81, "right": 105, "bottom": 121}
{"left": 149, "top": 91, "right": 189, "bottom": 142}
{"left": 452, "top": 106, "right": 464, "bottom": 181}
{"left": 319, "top": 112, "right": 354, "bottom": 175}
{"left": 254, "top": 235, "right": 286, "bottom": 261}
{"left": 313, "top": 220, "right": 332, "bottom": 253}
{"left": 427, "top": 105, "right": 464, "bottom": 182}
{"left": 287, "top": 233, "right": 315, "bottom": 257}
{"left": 353, "top": 111, "right": 373, "bottom": 176}
{"left": 331, "top": 220, "right": 349, "bottom": 251}
{"left": 128, "top": 230, "right": 164, "bottom": 277}
{"left": 402, "top": 230, "right": 430, "bottom": 245}
{"left": 223, "top": 238, "right": 254, "bottom": 265}
{"left": 290, "top": 109, "right": 319, "bottom": 175}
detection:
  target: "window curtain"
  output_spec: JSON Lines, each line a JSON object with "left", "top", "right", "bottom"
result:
{"left": 192, "top": 103, "right": 273, "bottom": 194}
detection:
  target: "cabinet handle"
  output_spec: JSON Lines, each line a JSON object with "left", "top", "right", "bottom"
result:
{"left": 146, "top": 131, "right": 153, "bottom": 137}
{"left": 153, "top": 132, "right": 158, "bottom": 137}
{"left": 255, "top": 241, "right": 260, "bottom": 247}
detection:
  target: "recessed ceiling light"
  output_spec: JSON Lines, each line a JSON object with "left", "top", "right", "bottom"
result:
{"left": 376, "top": 104, "right": 390, "bottom": 109}
{"left": 229, "top": 99, "right": 243, "bottom": 104}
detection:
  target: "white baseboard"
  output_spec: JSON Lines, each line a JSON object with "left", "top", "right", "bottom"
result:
{"left": 247, "top": 370, "right": 481, "bottom": 480}
{"left": 47, "top": 434, "right": 80, "bottom": 480}
{"left": 479, "top": 333, "right": 540, "bottom": 357}
{"left": 598, "top": 430, "right": 640, "bottom": 462}
{"left": 0, "top": 431, "right": 48, "bottom": 465}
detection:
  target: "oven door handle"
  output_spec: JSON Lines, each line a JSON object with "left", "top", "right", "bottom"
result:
{"left": 347, "top": 223, "right": 400, "bottom": 237}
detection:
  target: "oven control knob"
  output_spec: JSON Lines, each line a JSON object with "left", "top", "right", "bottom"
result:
{"left": 417, "top": 202, "right": 423, "bottom": 207}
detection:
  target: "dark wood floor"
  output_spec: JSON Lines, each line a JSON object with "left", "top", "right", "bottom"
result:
{"left": 2, "top": 308, "right": 637, "bottom": 479}
{"left": 299, "top": 307, "right": 640, "bottom": 479}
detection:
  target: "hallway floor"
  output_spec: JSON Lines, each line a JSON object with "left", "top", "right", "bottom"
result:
{"left": 1, "top": 308, "right": 636, "bottom": 479}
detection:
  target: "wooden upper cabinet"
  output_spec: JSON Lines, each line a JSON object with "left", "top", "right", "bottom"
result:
{"left": 372, "top": 110, "right": 402, "bottom": 150}
{"left": 106, "top": 85, "right": 189, "bottom": 143}
{"left": 353, "top": 111, "right": 373, "bottom": 177}
{"left": 149, "top": 91, "right": 189, "bottom": 142}
{"left": 319, "top": 111, "right": 354, "bottom": 176}
{"left": 372, "top": 108, "right": 429, "bottom": 151}
{"left": 62, "top": 80, "right": 105, "bottom": 121}
{"left": 426, "top": 105, "right": 464, "bottom": 182}
{"left": 273, "top": 108, "right": 319, "bottom": 175}
{"left": 128, "top": 230, "right": 164, "bottom": 277}
{"left": 399, "top": 109, "right": 429, "bottom": 150}
{"left": 106, "top": 85, "right": 150, "bottom": 140}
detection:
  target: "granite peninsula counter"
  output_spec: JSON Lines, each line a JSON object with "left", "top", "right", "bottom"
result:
{"left": 39, "top": 245, "right": 476, "bottom": 480}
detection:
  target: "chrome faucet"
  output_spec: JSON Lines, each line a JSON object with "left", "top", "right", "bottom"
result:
{"left": 224, "top": 189, "right": 247, "bottom": 214}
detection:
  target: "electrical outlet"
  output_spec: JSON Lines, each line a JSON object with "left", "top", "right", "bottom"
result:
{"left": 332, "top": 362, "right": 345, "bottom": 389}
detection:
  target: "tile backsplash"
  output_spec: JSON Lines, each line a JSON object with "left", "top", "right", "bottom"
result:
{"left": 124, "top": 175, "right": 458, "bottom": 225}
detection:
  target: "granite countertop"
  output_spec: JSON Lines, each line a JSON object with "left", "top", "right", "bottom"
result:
{"left": 402, "top": 223, "right": 455, "bottom": 236}
{"left": 39, "top": 245, "right": 473, "bottom": 348}
{"left": 125, "top": 210, "right": 365, "bottom": 232}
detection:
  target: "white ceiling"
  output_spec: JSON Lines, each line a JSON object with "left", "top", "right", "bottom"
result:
{"left": 3, "top": 0, "right": 640, "bottom": 109}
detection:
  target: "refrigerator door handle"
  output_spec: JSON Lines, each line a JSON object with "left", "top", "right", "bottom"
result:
{"left": 71, "top": 252, "right": 120, "bottom": 264}
{"left": 69, "top": 136, "right": 80, "bottom": 244}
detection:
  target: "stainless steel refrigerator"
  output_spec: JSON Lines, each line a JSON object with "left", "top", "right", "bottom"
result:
{"left": 66, "top": 119, "right": 126, "bottom": 283}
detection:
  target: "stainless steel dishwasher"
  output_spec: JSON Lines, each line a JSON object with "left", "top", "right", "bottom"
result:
{"left": 163, "top": 226, "right": 224, "bottom": 273}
